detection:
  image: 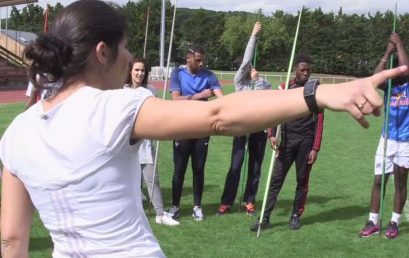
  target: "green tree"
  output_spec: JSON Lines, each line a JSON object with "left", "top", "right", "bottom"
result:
{"left": 7, "top": 2, "right": 65, "bottom": 32}
{"left": 176, "top": 8, "right": 226, "bottom": 68}
{"left": 4, "top": 1, "right": 409, "bottom": 76}
{"left": 124, "top": 0, "right": 173, "bottom": 67}
{"left": 219, "top": 14, "right": 249, "bottom": 65}
{"left": 15, "top": 4, "right": 44, "bottom": 32}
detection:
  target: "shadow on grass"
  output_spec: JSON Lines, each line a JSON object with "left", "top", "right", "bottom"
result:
{"left": 268, "top": 195, "right": 347, "bottom": 216}
{"left": 252, "top": 204, "right": 369, "bottom": 230}
{"left": 143, "top": 184, "right": 219, "bottom": 202}
{"left": 269, "top": 195, "right": 367, "bottom": 226}
{"left": 278, "top": 194, "right": 345, "bottom": 207}
{"left": 241, "top": 195, "right": 367, "bottom": 228}
{"left": 29, "top": 236, "right": 52, "bottom": 251}
{"left": 142, "top": 184, "right": 221, "bottom": 216}
{"left": 302, "top": 205, "right": 368, "bottom": 225}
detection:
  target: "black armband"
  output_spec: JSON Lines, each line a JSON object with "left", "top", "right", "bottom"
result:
{"left": 303, "top": 79, "right": 322, "bottom": 113}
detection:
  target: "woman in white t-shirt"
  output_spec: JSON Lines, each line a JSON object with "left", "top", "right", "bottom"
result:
{"left": 0, "top": 0, "right": 407, "bottom": 257}
{"left": 126, "top": 57, "right": 179, "bottom": 227}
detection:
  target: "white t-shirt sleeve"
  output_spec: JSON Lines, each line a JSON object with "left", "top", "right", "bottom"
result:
{"left": 0, "top": 87, "right": 153, "bottom": 186}
{"left": 0, "top": 115, "right": 21, "bottom": 175}
{"left": 88, "top": 87, "right": 153, "bottom": 153}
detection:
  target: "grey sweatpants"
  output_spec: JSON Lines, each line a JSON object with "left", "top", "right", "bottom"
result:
{"left": 142, "top": 163, "right": 164, "bottom": 216}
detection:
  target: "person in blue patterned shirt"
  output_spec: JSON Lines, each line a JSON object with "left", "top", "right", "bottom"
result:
{"left": 359, "top": 32, "right": 409, "bottom": 239}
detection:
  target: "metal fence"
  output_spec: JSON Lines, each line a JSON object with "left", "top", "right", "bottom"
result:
{"left": 149, "top": 70, "right": 357, "bottom": 84}
{"left": 214, "top": 71, "right": 357, "bottom": 84}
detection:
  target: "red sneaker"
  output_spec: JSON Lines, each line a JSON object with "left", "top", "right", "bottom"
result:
{"left": 217, "top": 204, "right": 230, "bottom": 215}
{"left": 385, "top": 221, "right": 399, "bottom": 239}
{"left": 358, "top": 220, "right": 380, "bottom": 237}
{"left": 245, "top": 202, "right": 255, "bottom": 216}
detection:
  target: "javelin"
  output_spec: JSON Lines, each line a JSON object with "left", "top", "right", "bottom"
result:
{"left": 148, "top": 0, "right": 177, "bottom": 215}
{"left": 252, "top": 8, "right": 262, "bottom": 68}
{"left": 257, "top": 10, "right": 302, "bottom": 238}
{"left": 238, "top": 9, "right": 262, "bottom": 212}
{"left": 379, "top": 1, "right": 397, "bottom": 238}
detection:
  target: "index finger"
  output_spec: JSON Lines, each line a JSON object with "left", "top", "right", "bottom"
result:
{"left": 371, "top": 66, "right": 408, "bottom": 88}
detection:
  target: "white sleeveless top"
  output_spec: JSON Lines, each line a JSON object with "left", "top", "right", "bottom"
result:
{"left": 0, "top": 86, "right": 165, "bottom": 257}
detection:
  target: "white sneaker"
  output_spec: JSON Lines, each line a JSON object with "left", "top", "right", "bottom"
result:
{"left": 192, "top": 206, "right": 204, "bottom": 221}
{"left": 156, "top": 212, "right": 180, "bottom": 226}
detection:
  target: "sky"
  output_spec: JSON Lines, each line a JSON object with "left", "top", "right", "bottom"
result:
{"left": 0, "top": 0, "right": 408, "bottom": 17}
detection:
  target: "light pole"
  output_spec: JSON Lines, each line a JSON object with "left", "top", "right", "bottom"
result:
{"left": 160, "top": 0, "right": 165, "bottom": 68}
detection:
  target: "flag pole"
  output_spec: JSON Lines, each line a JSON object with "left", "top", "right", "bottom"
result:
{"left": 148, "top": 0, "right": 177, "bottom": 215}
{"left": 43, "top": 2, "right": 49, "bottom": 33}
{"left": 143, "top": 2, "right": 150, "bottom": 58}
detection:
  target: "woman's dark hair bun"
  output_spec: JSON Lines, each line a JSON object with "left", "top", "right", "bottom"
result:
{"left": 25, "top": 33, "right": 73, "bottom": 80}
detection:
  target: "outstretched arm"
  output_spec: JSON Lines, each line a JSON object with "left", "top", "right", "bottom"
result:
{"left": 1, "top": 168, "right": 34, "bottom": 258}
{"left": 133, "top": 66, "right": 408, "bottom": 140}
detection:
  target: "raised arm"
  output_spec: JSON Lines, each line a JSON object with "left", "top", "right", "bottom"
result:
{"left": 132, "top": 66, "right": 408, "bottom": 140}
{"left": 1, "top": 168, "right": 34, "bottom": 258}
{"left": 390, "top": 32, "right": 409, "bottom": 68}
{"left": 373, "top": 42, "right": 396, "bottom": 75}
{"left": 234, "top": 22, "right": 262, "bottom": 89}
{"left": 242, "top": 22, "right": 261, "bottom": 66}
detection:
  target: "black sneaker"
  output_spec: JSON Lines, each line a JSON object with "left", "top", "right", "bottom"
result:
{"left": 250, "top": 218, "right": 271, "bottom": 232}
{"left": 168, "top": 206, "right": 180, "bottom": 219}
{"left": 289, "top": 214, "right": 301, "bottom": 230}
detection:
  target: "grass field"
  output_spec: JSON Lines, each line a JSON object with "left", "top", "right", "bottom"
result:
{"left": 1, "top": 83, "right": 408, "bottom": 257}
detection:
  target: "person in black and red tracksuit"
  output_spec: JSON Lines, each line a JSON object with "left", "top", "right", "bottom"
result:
{"left": 250, "top": 54, "right": 324, "bottom": 231}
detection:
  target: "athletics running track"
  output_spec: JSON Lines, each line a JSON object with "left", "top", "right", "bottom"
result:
{"left": 0, "top": 80, "right": 233, "bottom": 104}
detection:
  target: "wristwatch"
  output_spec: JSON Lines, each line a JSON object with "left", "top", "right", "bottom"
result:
{"left": 303, "top": 79, "right": 322, "bottom": 113}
